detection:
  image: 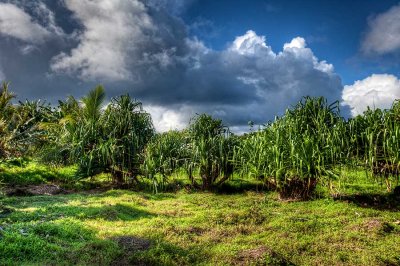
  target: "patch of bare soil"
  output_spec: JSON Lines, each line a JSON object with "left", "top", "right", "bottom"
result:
{"left": 5, "top": 184, "right": 66, "bottom": 196}
{"left": 363, "top": 219, "right": 382, "bottom": 231}
{"left": 349, "top": 219, "right": 383, "bottom": 233}
{"left": 185, "top": 226, "right": 206, "bottom": 236}
{"left": 111, "top": 236, "right": 151, "bottom": 266}
{"left": 114, "top": 236, "right": 151, "bottom": 252}
{"left": 237, "top": 246, "right": 268, "bottom": 265}
{"left": 236, "top": 246, "right": 294, "bottom": 266}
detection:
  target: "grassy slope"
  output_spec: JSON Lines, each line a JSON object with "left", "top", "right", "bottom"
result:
{"left": 1, "top": 187, "right": 400, "bottom": 266}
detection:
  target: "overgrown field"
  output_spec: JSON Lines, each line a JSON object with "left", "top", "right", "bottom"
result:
{"left": 1, "top": 163, "right": 400, "bottom": 266}
{"left": 1, "top": 188, "right": 400, "bottom": 266}
{"left": 1, "top": 82, "right": 400, "bottom": 265}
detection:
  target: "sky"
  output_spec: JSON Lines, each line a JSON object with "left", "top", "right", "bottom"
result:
{"left": 0, "top": 0, "right": 400, "bottom": 132}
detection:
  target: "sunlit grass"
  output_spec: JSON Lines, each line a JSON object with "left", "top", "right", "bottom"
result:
{"left": 0, "top": 159, "right": 77, "bottom": 186}
{"left": 1, "top": 187, "right": 399, "bottom": 265}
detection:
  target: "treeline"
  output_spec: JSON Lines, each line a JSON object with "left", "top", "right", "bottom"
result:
{"left": 1, "top": 82, "right": 399, "bottom": 199}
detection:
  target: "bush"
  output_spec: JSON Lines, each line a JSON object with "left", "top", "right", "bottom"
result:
{"left": 236, "top": 97, "right": 345, "bottom": 199}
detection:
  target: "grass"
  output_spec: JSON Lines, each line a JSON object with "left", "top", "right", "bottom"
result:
{"left": 0, "top": 159, "right": 78, "bottom": 186}
{"left": 0, "top": 159, "right": 113, "bottom": 191}
{"left": 1, "top": 185, "right": 400, "bottom": 265}
{"left": 330, "top": 166, "right": 397, "bottom": 195}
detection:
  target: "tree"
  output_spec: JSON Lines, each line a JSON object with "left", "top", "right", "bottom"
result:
{"left": 40, "top": 85, "right": 155, "bottom": 184}
{"left": 103, "top": 94, "right": 154, "bottom": 183}
{"left": 187, "top": 114, "right": 236, "bottom": 190}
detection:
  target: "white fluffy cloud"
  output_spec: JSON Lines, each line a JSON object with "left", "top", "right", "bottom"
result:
{"left": 283, "top": 36, "right": 306, "bottom": 50}
{"left": 51, "top": 0, "right": 155, "bottom": 81}
{"left": 0, "top": 3, "right": 51, "bottom": 43}
{"left": 146, "top": 105, "right": 190, "bottom": 132}
{"left": 362, "top": 4, "right": 400, "bottom": 55}
{"left": 342, "top": 74, "right": 400, "bottom": 116}
{"left": 230, "top": 30, "right": 274, "bottom": 56}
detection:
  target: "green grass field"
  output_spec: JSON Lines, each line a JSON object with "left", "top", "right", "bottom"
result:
{"left": 1, "top": 162, "right": 400, "bottom": 265}
{"left": 1, "top": 189, "right": 400, "bottom": 265}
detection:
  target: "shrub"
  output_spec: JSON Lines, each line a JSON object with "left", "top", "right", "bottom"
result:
{"left": 236, "top": 97, "right": 345, "bottom": 199}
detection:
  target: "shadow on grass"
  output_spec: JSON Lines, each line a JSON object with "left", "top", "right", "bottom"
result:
{"left": 1, "top": 216, "right": 205, "bottom": 266}
{"left": 334, "top": 192, "right": 400, "bottom": 211}
{"left": 110, "top": 235, "right": 208, "bottom": 266}
{"left": 100, "top": 190, "right": 176, "bottom": 201}
{"left": 0, "top": 169, "right": 56, "bottom": 186}
{"left": 6, "top": 202, "right": 155, "bottom": 223}
{"left": 1, "top": 215, "right": 209, "bottom": 266}
{"left": 213, "top": 179, "right": 272, "bottom": 195}
{"left": 0, "top": 219, "right": 119, "bottom": 265}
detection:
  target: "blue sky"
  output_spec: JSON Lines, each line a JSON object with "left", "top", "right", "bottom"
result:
{"left": 0, "top": 0, "right": 400, "bottom": 132}
{"left": 183, "top": 0, "right": 400, "bottom": 84}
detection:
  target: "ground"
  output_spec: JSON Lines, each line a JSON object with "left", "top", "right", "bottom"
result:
{"left": 1, "top": 189, "right": 400, "bottom": 266}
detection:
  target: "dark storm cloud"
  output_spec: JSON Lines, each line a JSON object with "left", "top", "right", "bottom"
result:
{"left": 0, "top": 0, "right": 343, "bottom": 131}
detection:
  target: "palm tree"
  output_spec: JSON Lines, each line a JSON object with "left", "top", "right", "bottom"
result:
{"left": 40, "top": 85, "right": 155, "bottom": 184}
{"left": 103, "top": 94, "right": 154, "bottom": 183}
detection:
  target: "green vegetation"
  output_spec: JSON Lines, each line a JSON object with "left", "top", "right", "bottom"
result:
{"left": 1, "top": 186, "right": 399, "bottom": 265}
{"left": 347, "top": 102, "right": 400, "bottom": 191}
{"left": 1, "top": 82, "right": 400, "bottom": 265}
{"left": 40, "top": 86, "right": 154, "bottom": 182}
{"left": 0, "top": 159, "right": 76, "bottom": 186}
{"left": 235, "top": 97, "right": 346, "bottom": 199}
{"left": 1, "top": 82, "right": 400, "bottom": 196}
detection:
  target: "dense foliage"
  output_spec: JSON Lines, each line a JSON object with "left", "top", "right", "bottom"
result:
{"left": 346, "top": 101, "right": 400, "bottom": 191}
{"left": 1, "top": 81, "right": 400, "bottom": 198}
{"left": 40, "top": 86, "right": 154, "bottom": 183}
{"left": 235, "top": 97, "right": 346, "bottom": 198}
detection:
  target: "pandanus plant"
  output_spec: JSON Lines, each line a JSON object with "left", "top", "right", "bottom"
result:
{"left": 103, "top": 94, "right": 154, "bottom": 183}
{"left": 40, "top": 85, "right": 154, "bottom": 183}
{"left": 142, "top": 130, "right": 190, "bottom": 191}
{"left": 187, "top": 114, "right": 236, "bottom": 190}
{"left": 0, "top": 82, "right": 59, "bottom": 160}
{"left": 235, "top": 97, "right": 345, "bottom": 199}
{"left": 346, "top": 102, "right": 400, "bottom": 191}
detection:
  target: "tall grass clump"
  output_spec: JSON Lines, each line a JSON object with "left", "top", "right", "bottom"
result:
{"left": 236, "top": 97, "right": 346, "bottom": 199}
{"left": 187, "top": 114, "right": 237, "bottom": 190}
{"left": 346, "top": 101, "right": 400, "bottom": 191}
{"left": 143, "top": 114, "right": 237, "bottom": 190}
{"left": 233, "top": 130, "right": 270, "bottom": 183}
{"left": 142, "top": 130, "right": 190, "bottom": 190}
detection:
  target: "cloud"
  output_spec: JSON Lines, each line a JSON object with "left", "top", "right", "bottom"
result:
{"left": 146, "top": 105, "right": 189, "bottom": 132}
{"left": 51, "top": 0, "right": 156, "bottom": 81}
{"left": 362, "top": 4, "right": 400, "bottom": 55}
{"left": 0, "top": 2, "right": 52, "bottom": 43}
{"left": 136, "top": 31, "right": 342, "bottom": 131}
{"left": 283, "top": 36, "right": 306, "bottom": 50}
{"left": 342, "top": 74, "right": 400, "bottom": 116}
{"left": 50, "top": 0, "right": 342, "bottom": 131}
{"left": 0, "top": 0, "right": 343, "bottom": 132}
